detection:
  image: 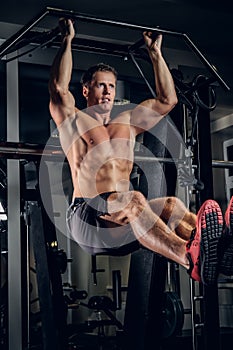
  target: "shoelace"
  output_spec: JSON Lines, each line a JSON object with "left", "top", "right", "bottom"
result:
{"left": 186, "top": 228, "right": 196, "bottom": 249}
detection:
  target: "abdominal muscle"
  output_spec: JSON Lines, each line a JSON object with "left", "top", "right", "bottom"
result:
{"left": 68, "top": 138, "right": 135, "bottom": 199}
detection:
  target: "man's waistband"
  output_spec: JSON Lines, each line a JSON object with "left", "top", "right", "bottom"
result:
{"left": 73, "top": 197, "right": 89, "bottom": 206}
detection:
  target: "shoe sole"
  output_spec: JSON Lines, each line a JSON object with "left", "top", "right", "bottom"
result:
{"left": 197, "top": 200, "right": 223, "bottom": 285}
{"left": 220, "top": 196, "right": 233, "bottom": 275}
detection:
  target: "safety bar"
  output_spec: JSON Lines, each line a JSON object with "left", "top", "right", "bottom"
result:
{"left": 0, "top": 6, "right": 230, "bottom": 91}
{"left": 0, "top": 142, "right": 233, "bottom": 169}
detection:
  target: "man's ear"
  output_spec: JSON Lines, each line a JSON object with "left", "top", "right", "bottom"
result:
{"left": 82, "top": 85, "right": 89, "bottom": 99}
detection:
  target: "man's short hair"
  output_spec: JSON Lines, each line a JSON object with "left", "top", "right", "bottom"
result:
{"left": 80, "top": 63, "right": 118, "bottom": 86}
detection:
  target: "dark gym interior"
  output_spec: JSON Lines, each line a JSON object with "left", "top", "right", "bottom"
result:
{"left": 0, "top": 1, "right": 233, "bottom": 349}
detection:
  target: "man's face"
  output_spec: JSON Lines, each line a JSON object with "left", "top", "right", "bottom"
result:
{"left": 83, "top": 71, "right": 116, "bottom": 114}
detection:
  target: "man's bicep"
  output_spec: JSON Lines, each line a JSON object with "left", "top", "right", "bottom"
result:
{"left": 49, "top": 90, "right": 77, "bottom": 126}
{"left": 130, "top": 99, "right": 165, "bottom": 133}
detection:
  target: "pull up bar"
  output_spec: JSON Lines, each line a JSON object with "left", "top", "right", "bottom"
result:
{"left": 0, "top": 6, "right": 230, "bottom": 91}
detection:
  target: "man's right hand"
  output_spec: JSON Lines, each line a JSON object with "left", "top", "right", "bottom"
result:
{"left": 143, "top": 31, "right": 162, "bottom": 60}
{"left": 59, "top": 18, "right": 75, "bottom": 40}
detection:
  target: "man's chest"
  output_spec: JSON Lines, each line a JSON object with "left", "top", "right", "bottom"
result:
{"left": 80, "top": 121, "right": 133, "bottom": 146}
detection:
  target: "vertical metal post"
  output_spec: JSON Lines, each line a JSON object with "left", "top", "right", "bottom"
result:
{"left": 124, "top": 119, "right": 170, "bottom": 349}
{"left": 124, "top": 250, "right": 167, "bottom": 349}
{"left": 195, "top": 83, "right": 220, "bottom": 350}
{"left": 6, "top": 56, "right": 23, "bottom": 350}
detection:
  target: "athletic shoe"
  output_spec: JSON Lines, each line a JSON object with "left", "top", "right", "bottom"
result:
{"left": 186, "top": 228, "right": 201, "bottom": 282}
{"left": 219, "top": 196, "right": 233, "bottom": 276}
{"left": 186, "top": 199, "right": 223, "bottom": 285}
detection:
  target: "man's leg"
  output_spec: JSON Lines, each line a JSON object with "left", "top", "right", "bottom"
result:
{"left": 104, "top": 191, "right": 190, "bottom": 267}
{"left": 148, "top": 196, "right": 196, "bottom": 240}
{"left": 103, "top": 191, "right": 223, "bottom": 284}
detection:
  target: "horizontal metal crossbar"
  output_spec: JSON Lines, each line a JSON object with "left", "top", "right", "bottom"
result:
{"left": 0, "top": 142, "right": 233, "bottom": 168}
{"left": 0, "top": 7, "right": 230, "bottom": 91}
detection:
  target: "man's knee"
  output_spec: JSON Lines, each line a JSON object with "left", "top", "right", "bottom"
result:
{"left": 148, "top": 196, "right": 180, "bottom": 217}
{"left": 111, "top": 190, "right": 146, "bottom": 205}
{"left": 118, "top": 190, "right": 148, "bottom": 213}
{"left": 108, "top": 191, "right": 147, "bottom": 214}
{"left": 107, "top": 190, "right": 147, "bottom": 221}
{"left": 130, "top": 190, "right": 147, "bottom": 206}
{"left": 162, "top": 196, "right": 187, "bottom": 215}
{"left": 123, "top": 191, "right": 148, "bottom": 223}
{"left": 165, "top": 196, "right": 178, "bottom": 208}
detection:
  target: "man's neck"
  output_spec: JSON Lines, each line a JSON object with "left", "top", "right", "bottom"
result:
{"left": 85, "top": 107, "right": 111, "bottom": 125}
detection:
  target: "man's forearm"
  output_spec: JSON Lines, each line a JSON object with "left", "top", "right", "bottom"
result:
{"left": 152, "top": 54, "right": 177, "bottom": 105}
{"left": 143, "top": 32, "right": 177, "bottom": 107}
{"left": 49, "top": 36, "right": 73, "bottom": 98}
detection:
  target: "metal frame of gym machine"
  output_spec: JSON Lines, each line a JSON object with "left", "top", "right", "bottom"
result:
{"left": 0, "top": 6, "right": 230, "bottom": 350}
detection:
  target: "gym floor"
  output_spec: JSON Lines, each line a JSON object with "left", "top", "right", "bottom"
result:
{"left": 67, "top": 329, "right": 233, "bottom": 350}
{"left": 26, "top": 326, "right": 233, "bottom": 350}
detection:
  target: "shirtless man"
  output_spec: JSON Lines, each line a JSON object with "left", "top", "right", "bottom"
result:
{"left": 48, "top": 18, "right": 231, "bottom": 285}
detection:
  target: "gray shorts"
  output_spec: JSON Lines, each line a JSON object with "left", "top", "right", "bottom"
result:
{"left": 66, "top": 191, "right": 140, "bottom": 255}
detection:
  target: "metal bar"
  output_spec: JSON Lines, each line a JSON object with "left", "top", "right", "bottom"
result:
{"left": 5, "top": 36, "right": 135, "bottom": 63}
{"left": 212, "top": 160, "right": 233, "bottom": 168}
{"left": 47, "top": 7, "right": 230, "bottom": 91}
{"left": 0, "top": 6, "right": 183, "bottom": 60}
{"left": 128, "top": 52, "right": 156, "bottom": 98}
{"left": 25, "top": 205, "right": 30, "bottom": 349}
{"left": 124, "top": 251, "right": 167, "bottom": 349}
{"left": 1, "top": 142, "right": 233, "bottom": 168}
{"left": 195, "top": 81, "right": 220, "bottom": 350}
{"left": 135, "top": 155, "right": 180, "bottom": 164}
{"left": 0, "top": 8, "right": 50, "bottom": 59}
{"left": 29, "top": 201, "right": 59, "bottom": 350}
{"left": 38, "top": 160, "right": 68, "bottom": 349}
{"left": 7, "top": 57, "right": 23, "bottom": 350}
{"left": 0, "top": 6, "right": 229, "bottom": 92}
{"left": 112, "top": 270, "right": 122, "bottom": 310}
{"left": 183, "top": 34, "right": 230, "bottom": 92}
{"left": 7, "top": 161, "right": 22, "bottom": 350}
{"left": 47, "top": 7, "right": 183, "bottom": 36}
{"left": 0, "top": 144, "right": 181, "bottom": 164}
{"left": 0, "top": 142, "right": 64, "bottom": 162}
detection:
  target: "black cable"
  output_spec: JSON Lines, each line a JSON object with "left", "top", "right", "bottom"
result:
{"left": 189, "top": 103, "right": 199, "bottom": 148}
{"left": 192, "top": 75, "right": 217, "bottom": 111}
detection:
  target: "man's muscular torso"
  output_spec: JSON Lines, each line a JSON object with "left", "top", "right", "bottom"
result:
{"left": 59, "top": 110, "right": 136, "bottom": 199}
